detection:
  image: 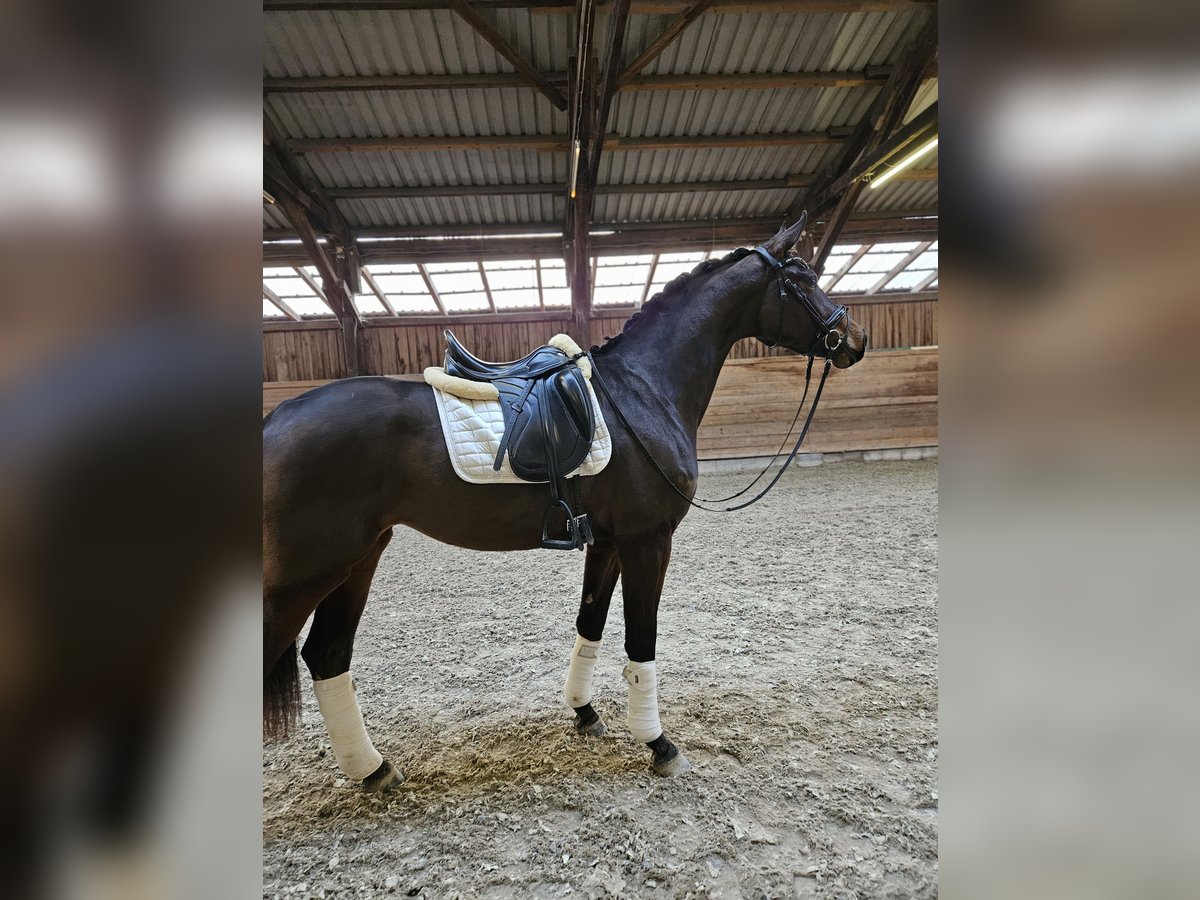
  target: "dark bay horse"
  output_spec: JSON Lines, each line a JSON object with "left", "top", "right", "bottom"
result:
{"left": 264, "top": 216, "right": 868, "bottom": 789}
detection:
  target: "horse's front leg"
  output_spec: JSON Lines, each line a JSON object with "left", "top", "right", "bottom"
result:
{"left": 564, "top": 542, "right": 620, "bottom": 737}
{"left": 616, "top": 528, "right": 691, "bottom": 777}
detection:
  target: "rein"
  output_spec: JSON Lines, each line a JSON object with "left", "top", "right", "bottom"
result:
{"left": 583, "top": 244, "right": 844, "bottom": 514}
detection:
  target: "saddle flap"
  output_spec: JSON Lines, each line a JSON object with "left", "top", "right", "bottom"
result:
{"left": 495, "top": 366, "right": 595, "bottom": 482}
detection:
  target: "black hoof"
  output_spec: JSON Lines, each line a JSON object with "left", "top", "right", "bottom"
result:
{"left": 362, "top": 759, "right": 403, "bottom": 793}
{"left": 647, "top": 734, "right": 692, "bottom": 777}
{"left": 573, "top": 703, "right": 607, "bottom": 738}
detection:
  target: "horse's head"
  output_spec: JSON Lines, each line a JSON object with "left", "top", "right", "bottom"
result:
{"left": 751, "top": 214, "right": 868, "bottom": 369}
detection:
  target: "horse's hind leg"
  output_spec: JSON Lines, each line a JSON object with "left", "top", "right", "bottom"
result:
{"left": 300, "top": 528, "right": 400, "bottom": 792}
{"left": 564, "top": 543, "right": 620, "bottom": 738}
{"left": 616, "top": 527, "right": 691, "bottom": 777}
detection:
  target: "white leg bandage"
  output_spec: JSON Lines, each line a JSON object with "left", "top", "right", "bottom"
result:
{"left": 624, "top": 660, "right": 663, "bottom": 743}
{"left": 563, "top": 635, "right": 602, "bottom": 709}
{"left": 312, "top": 672, "right": 384, "bottom": 780}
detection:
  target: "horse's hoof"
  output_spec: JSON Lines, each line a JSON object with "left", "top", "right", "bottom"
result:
{"left": 652, "top": 752, "right": 692, "bottom": 777}
{"left": 576, "top": 716, "right": 607, "bottom": 738}
{"left": 362, "top": 759, "right": 403, "bottom": 793}
{"left": 573, "top": 703, "right": 607, "bottom": 738}
{"left": 648, "top": 734, "right": 691, "bottom": 777}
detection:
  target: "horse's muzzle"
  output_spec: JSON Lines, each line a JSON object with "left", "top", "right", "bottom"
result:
{"left": 833, "top": 328, "right": 868, "bottom": 368}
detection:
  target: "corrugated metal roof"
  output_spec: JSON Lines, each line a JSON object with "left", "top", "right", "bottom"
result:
{"left": 339, "top": 195, "right": 563, "bottom": 228}
{"left": 263, "top": 5, "right": 936, "bottom": 235}
{"left": 855, "top": 177, "right": 939, "bottom": 213}
{"left": 298, "top": 148, "right": 566, "bottom": 191}
{"left": 262, "top": 202, "right": 291, "bottom": 230}
{"left": 628, "top": 7, "right": 926, "bottom": 78}
{"left": 264, "top": 9, "right": 560, "bottom": 77}
{"left": 266, "top": 90, "right": 567, "bottom": 141}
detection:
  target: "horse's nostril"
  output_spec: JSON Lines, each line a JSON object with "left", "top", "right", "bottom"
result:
{"left": 861, "top": 331, "right": 869, "bottom": 350}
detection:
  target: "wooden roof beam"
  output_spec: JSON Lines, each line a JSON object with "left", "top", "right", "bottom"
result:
{"left": 617, "top": 2, "right": 712, "bottom": 86}
{"left": 265, "top": 113, "right": 364, "bottom": 295}
{"left": 263, "top": 208, "right": 936, "bottom": 244}
{"left": 798, "top": 13, "right": 937, "bottom": 267}
{"left": 790, "top": 12, "right": 935, "bottom": 220}
{"left": 587, "top": 0, "right": 633, "bottom": 188}
{"left": 265, "top": 2, "right": 935, "bottom": 14}
{"left": 263, "top": 285, "right": 302, "bottom": 321}
{"left": 286, "top": 131, "right": 842, "bottom": 153}
{"left": 273, "top": 190, "right": 365, "bottom": 375}
{"left": 446, "top": 0, "right": 568, "bottom": 110}
{"left": 360, "top": 267, "right": 399, "bottom": 316}
{"left": 323, "top": 169, "right": 936, "bottom": 200}
{"left": 263, "top": 68, "right": 890, "bottom": 93}
{"left": 262, "top": 218, "right": 940, "bottom": 265}
{"left": 819, "top": 244, "right": 869, "bottom": 291}
{"left": 865, "top": 240, "right": 933, "bottom": 294}
{"left": 476, "top": 260, "right": 498, "bottom": 312}
{"left": 416, "top": 263, "right": 447, "bottom": 314}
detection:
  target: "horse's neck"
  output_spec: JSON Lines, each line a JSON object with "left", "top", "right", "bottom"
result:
{"left": 606, "top": 264, "right": 759, "bottom": 437}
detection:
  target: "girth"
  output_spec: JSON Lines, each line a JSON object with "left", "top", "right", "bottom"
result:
{"left": 442, "top": 330, "right": 596, "bottom": 550}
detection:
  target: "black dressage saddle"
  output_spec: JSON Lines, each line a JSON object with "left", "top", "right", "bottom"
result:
{"left": 442, "top": 329, "right": 596, "bottom": 550}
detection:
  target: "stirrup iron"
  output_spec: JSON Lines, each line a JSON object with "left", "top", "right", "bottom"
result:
{"left": 541, "top": 500, "right": 593, "bottom": 551}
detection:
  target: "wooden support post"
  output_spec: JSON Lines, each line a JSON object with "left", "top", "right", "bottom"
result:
{"left": 797, "top": 229, "right": 815, "bottom": 262}
{"left": 276, "top": 192, "right": 364, "bottom": 377}
{"left": 813, "top": 182, "right": 865, "bottom": 272}
{"left": 570, "top": 179, "right": 592, "bottom": 339}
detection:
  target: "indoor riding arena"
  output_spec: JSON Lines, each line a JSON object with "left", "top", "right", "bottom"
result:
{"left": 263, "top": 2, "right": 938, "bottom": 898}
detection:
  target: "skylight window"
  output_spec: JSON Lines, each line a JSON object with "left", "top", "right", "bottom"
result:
{"left": 262, "top": 240, "right": 937, "bottom": 321}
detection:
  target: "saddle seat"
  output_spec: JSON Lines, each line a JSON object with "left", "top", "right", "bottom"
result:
{"left": 444, "top": 330, "right": 567, "bottom": 381}
{"left": 440, "top": 329, "right": 597, "bottom": 551}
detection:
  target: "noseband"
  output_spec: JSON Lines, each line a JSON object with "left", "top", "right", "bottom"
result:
{"left": 752, "top": 245, "right": 848, "bottom": 355}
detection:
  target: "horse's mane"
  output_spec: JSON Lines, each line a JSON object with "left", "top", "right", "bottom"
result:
{"left": 591, "top": 247, "right": 753, "bottom": 355}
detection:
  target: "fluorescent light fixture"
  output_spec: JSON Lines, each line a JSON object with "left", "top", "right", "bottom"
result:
{"left": 569, "top": 139, "right": 581, "bottom": 199}
{"left": 869, "top": 136, "right": 938, "bottom": 190}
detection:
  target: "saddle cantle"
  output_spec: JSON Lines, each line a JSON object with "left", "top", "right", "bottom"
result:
{"left": 441, "top": 330, "right": 597, "bottom": 551}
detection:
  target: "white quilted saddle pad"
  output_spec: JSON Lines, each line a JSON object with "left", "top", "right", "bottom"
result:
{"left": 430, "top": 379, "right": 612, "bottom": 485}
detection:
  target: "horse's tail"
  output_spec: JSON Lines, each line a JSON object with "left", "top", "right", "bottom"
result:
{"left": 264, "top": 642, "right": 301, "bottom": 740}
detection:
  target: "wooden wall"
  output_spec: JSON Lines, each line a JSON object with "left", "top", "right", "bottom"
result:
{"left": 264, "top": 347, "right": 937, "bottom": 455}
{"left": 262, "top": 296, "right": 936, "bottom": 382}
{"left": 696, "top": 348, "right": 937, "bottom": 457}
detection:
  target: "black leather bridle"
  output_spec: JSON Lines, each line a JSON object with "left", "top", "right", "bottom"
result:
{"left": 751, "top": 245, "right": 849, "bottom": 356}
{"left": 586, "top": 244, "right": 858, "bottom": 514}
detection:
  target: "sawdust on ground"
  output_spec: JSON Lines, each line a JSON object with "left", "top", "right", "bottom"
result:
{"left": 263, "top": 459, "right": 938, "bottom": 899}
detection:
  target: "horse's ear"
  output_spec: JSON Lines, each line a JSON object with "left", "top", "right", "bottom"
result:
{"left": 761, "top": 211, "right": 808, "bottom": 258}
